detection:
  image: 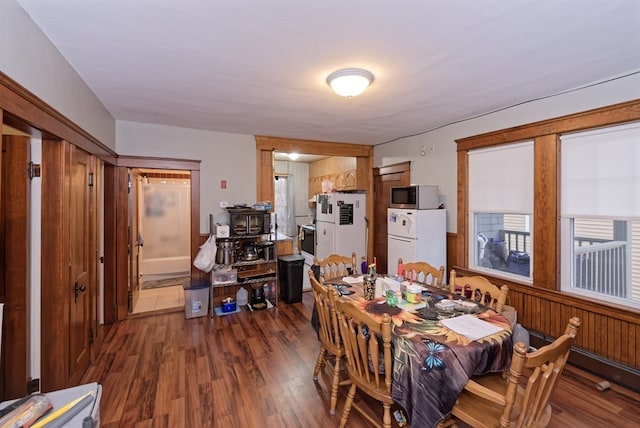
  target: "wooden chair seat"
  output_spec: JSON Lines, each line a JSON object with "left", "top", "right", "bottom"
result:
{"left": 399, "top": 257, "right": 445, "bottom": 288}
{"left": 444, "top": 317, "right": 582, "bottom": 428}
{"left": 449, "top": 269, "right": 509, "bottom": 312}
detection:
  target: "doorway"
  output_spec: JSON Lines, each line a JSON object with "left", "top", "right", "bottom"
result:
{"left": 130, "top": 168, "right": 191, "bottom": 315}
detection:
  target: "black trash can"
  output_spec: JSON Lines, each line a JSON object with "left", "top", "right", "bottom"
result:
{"left": 278, "top": 254, "right": 305, "bottom": 303}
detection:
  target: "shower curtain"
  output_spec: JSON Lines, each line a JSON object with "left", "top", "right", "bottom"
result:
{"left": 140, "top": 177, "right": 191, "bottom": 279}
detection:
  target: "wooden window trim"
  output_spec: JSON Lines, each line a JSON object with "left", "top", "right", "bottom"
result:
{"left": 456, "top": 98, "right": 640, "bottom": 292}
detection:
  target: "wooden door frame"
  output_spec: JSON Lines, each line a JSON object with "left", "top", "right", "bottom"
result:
{"left": 113, "top": 156, "right": 201, "bottom": 321}
{"left": 255, "top": 135, "right": 374, "bottom": 259}
{"left": 1, "top": 134, "right": 30, "bottom": 399}
{"left": 372, "top": 161, "right": 412, "bottom": 274}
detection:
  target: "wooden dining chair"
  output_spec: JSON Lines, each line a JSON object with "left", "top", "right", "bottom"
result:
{"left": 309, "top": 270, "right": 350, "bottom": 415}
{"left": 314, "top": 252, "right": 357, "bottom": 282}
{"left": 442, "top": 317, "right": 582, "bottom": 428}
{"left": 334, "top": 298, "right": 395, "bottom": 428}
{"left": 449, "top": 269, "right": 509, "bottom": 312}
{"left": 399, "top": 257, "right": 445, "bottom": 288}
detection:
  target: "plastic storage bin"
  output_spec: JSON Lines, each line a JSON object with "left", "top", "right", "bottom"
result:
{"left": 278, "top": 254, "right": 305, "bottom": 303}
{"left": 182, "top": 279, "right": 211, "bottom": 319}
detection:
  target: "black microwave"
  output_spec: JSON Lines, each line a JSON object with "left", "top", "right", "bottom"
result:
{"left": 390, "top": 185, "right": 439, "bottom": 209}
{"left": 228, "top": 209, "right": 271, "bottom": 236}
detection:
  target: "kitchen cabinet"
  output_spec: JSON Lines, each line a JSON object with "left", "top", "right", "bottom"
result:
{"left": 212, "top": 232, "right": 278, "bottom": 311}
{"left": 308, "top": 157, "right": 360, "bottom": 198}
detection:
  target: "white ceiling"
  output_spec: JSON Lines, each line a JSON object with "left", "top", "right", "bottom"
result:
{"left": 16, "top": 0, "right": 640, "bottom": 145}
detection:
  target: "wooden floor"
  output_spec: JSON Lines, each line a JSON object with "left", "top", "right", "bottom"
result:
{"left": 81, "top": 291, "right": 640, "bottom": 427}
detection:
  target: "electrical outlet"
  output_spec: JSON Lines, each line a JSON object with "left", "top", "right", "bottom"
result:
{"left": 220, "top": 201, "right": 228, "bottom": 208}
{"left": 429, "top": 144, "right": 436, "bottom": 153}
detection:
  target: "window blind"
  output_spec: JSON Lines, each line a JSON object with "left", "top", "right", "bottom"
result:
{"left": 468, "top": 141, "right": 534, "bottom": 213}
{"left": 561, "top": 121, "right": 640, "bottom": 218}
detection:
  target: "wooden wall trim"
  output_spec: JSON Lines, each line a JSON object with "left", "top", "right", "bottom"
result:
{"left": 115, "top": 167, "right": 130, "bottom": 321}
{"left": 255, "top": 135, "right": 372, "bottom": 157}
{"left": 455, "top": 151, "right": 468, "bottom": 268}
{"left": 116, "top": 156, "right": 201, "bottom": 171}
{"left": 456, "top": 98, "right": 640, "bottom": 151}
{"left": 40, "top": 138, "right": 69, "bottom": 392}
{"left": 190, "top": 170, "right": 201, "bottom": 278}
{"left": 0, "top": 72, "right": 116, "bottom": 164}
{"left": 1, "top": 135, "right": 30, "bottom": 398}
{"left": 533, "top": 134, "right": 559, "bottom": 290}
{"left": 102, "top": 165, "right": 117, "bottom": 324}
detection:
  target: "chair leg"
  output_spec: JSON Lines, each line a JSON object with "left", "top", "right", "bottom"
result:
{"left": 313, "top": 347, "right": 326, "bottom": 380}
{"left": 383, "top": 403, "right": 392, "bottom": 428}
{"left": 329, "top": 355, "right": 341, "bottom": 415}
{"left": 339, "top": 384, "right": 357, "bottom": 428}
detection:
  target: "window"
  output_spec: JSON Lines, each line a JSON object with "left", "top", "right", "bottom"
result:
{"left": 560, "top": 121, "right": 640, "bottom": 308}
{"left": 468, "top": 141, "right": 534, "bottom": 281}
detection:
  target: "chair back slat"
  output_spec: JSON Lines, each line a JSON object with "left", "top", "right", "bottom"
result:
{"left": 335, "top": 299, "right": 393, "bottom": 395}
{"left": 449, "top": 269, "right": 509, "bottom": 312}
{"left": 399, "top": 258, "right": 445, "bottom": 288}
{"left": 315, "top": 252, "right": 357, "bottom": 283}
{"left": 514, "top": 318, "right": 579, "bottom": 428}
{"left": 309, "top": 270, "right": 342, "bottom": 351}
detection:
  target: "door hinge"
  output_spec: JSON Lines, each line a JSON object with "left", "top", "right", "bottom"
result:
{"left": 89, "top": 328, "right": 94, "bottom": 345}
{"left": 28, "top": 162, "right": 41, "bottom": 180}
{"left": 27, "top": 378, "right": 40, "bottom": 393}
{"left": 88, "top": 172, "right": 94, "bottom": 187}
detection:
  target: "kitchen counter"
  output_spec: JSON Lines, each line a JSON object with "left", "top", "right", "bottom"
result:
{"left": 275, "top": 232, "right": 293, "bottom": 255}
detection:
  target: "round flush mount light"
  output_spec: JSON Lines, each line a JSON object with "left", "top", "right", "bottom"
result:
{"left": 287, "top": 153, "right": 300, "bottom": 160}
{"left": 326, "top": 68, "right": 374, "bottom": 98}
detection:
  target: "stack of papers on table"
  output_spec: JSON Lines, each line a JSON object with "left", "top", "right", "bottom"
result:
{"left": 440, "top": 314, "right": 503, "bottom": 341}
{"left": 342, "top": 275, "right": 363, "bottom": 284}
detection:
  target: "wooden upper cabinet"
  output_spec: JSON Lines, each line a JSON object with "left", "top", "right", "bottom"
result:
{"left": 309, "top": 156, "right": 358, "bottom": 193}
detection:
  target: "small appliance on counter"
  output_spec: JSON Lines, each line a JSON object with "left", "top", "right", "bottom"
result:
{"left": 226, "top": 208, "right": 271, "bottom": 236}
{"left": 250, "top": 284, "right": 267, "bottom": 310}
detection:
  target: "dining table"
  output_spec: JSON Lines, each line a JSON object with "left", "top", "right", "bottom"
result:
{"left": 323, "top": 275, "right": 514, "bottom": 428}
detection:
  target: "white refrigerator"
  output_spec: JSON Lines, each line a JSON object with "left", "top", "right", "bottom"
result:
{"left": 316, "top": 193, "right": 367, "bottom": 265}
{"left": 387, "top": 208, "right": 446, "bottom": 278}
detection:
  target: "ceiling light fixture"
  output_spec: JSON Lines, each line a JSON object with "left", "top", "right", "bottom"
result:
{"left": 326, "top": 68, "right": 374, "bottom": 98}
{"left": 288, "top": 153, "right": 300, "bottom": 160}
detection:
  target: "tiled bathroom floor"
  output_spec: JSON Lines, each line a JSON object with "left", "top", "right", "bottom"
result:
{"left": 132, "top": 285, "right": 185, "bottom": 314}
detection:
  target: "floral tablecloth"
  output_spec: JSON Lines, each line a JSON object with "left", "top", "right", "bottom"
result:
{"left": 328, "top": 280, "right": 513, "bottom": 428}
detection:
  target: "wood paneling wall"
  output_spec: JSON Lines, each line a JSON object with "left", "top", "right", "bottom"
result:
{"left": 453, "top": 98, "right": 640, "bottom": 390}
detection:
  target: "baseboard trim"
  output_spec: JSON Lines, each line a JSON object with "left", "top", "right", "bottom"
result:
{"left": 530, "top": 332, "right": 640, "bottom": 393}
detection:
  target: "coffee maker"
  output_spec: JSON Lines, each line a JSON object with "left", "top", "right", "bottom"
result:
{"left": 250, "top": 284, "right": 267, "bottom": 310}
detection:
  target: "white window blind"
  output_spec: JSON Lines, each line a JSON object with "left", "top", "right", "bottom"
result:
{"left": 561, "top": 122, "right": 640, "bottom": 218}
{"left": 468, "top": 141, "right": 534, "bottom": 213}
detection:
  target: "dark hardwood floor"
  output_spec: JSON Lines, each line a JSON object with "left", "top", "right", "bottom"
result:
{"left": 81, "top": 291, "right": 640, "bottom": 427}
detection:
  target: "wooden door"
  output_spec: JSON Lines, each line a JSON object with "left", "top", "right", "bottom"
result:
{"left": 68, "top": 144, "right": 92, "bottom": 384}
{"left": 373, "top": 162, "right": 411, "bottom": 275}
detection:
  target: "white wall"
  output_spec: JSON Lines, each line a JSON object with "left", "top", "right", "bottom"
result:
{"left": 0, "top": 0, "right": 116, "bottom": 148}
{"left": 374, "top": 73, "right": 640, "bottom": 233}
{"left": 116, "top": 120, "right": 257, "bottom": 233}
